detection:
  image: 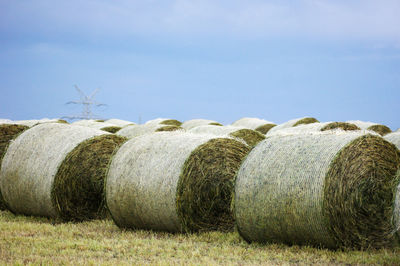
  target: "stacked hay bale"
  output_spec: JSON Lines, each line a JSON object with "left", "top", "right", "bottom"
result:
{"left": 234, "top": 131, "right": 400, "bottom": 249}
{"left": 117, "top": 123, "right": 183, "bottom": 139}
{"left": 145, "top": 118, "right": 182, "bottom": 126}
{"left": 267, "top": 122, "right": 362, "bottom": 137}
{"left": 106, "top": 132, "right": 250, "bottom": 233}
{"left": 181, "top": 119, "right": 223, "bottom": 130}
{"left": 0, "top": 124, "right": 30, "bottom": 210}
{"left": 347, "top": 120, "right": 392, "bottom": 136}
{"left": 0, "top": 123, "right": 126, "bottom": 221}
{"left": 231, "top": 117, "right": 276, "bottom": 134}
{"left": 267, "top": 117, "right": 319, "bottom": 135}
{"left": 72, "top": 120, "right": 122, "bottom": 133}
{"left": 105, "top": 119, "right": 135, "bottom": 127}
{"left": 189, "top": 125, "right": 265, "bottom": 148}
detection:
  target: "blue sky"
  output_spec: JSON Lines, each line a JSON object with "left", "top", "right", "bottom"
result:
{"left": 1, "top": 0, "right": 399, "bottom": 128}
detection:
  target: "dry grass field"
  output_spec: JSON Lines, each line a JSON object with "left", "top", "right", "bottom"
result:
{"left": 1, "top": 210, "right": 399, "bottom": 265}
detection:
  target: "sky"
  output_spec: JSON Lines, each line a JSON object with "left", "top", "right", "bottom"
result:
{"left": 1, "top": 0, "right": 399, "bottom": 129}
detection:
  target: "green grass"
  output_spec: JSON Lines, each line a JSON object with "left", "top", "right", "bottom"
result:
{"left": 0, "top": 210, "right": 399, "bottom": 265}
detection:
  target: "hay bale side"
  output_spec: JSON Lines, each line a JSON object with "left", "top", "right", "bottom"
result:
{"left": 293, "top": 117, "right": 319, "bottom": 127}
{"left": 267, "top": 117, "right": 319, "bottom": 134}
{"left": 160, "top": 119, "right": 182, "bottom": 126}
{"left": 176, "top": 138, "right": 250, "bottom": 232}
{"left": 0, "top": 123, "right": 107, "bottom": 218}
{"left": 181, "top": 119, "right": 222, "bottom": 130}
{"left": 324, "top": 135, "right": 400, "bottom": 249}
{"left": 0, "top": 124, "right": 29, "bottom": 210}
{"left": 235, "top": 132, "right": 400, "bottom": 249}
{"left": 367, "top": 125, "right": 392, "bottom": 136}
{"left": 209, "top": 122, "right": 223, "bottom": 126}
{"left": 230, "top": 129, "right": 265, "bottom": 148}
{"left": 57, "top": 119, "right": 69, "bottom": 124}
{"left": 101, "top": 126, "right": 122, "bottom": 133}
{"left": 155, "top": 125, "right": 183, "bottom": 132}
{"left": 52, "top": 135, "right": 126, "bottom": 221}
{"left": 255, "top": 124, "right": 276, "bottom": 134}
{"left": 106, "top": 132, "right": 249, "bottom": 232}
{"left": 321, "top": 122, "right": 360, "bottom": 131}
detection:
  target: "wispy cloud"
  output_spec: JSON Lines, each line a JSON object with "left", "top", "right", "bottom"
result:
{"left": 1, "top": 0, "right": 400, "bottom": 43}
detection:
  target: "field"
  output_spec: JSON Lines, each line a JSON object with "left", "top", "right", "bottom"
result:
{"left": 1, "top": 211, "right": 399, "bottom": 265}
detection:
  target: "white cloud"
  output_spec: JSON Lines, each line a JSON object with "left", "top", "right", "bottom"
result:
{"left": 1, "top": 0, "right": 399, "bottom": 42}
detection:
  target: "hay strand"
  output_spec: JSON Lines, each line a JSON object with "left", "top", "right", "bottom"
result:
{"left": 235, "top": 132, "right": 400, "bottom": 249}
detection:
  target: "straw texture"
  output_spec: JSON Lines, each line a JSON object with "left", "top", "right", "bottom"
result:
{"left": 106, "top": 132, "right": 249, "bottom": 233}
{"left": 0, "top": 123, "right": 107, "bottom": 218}
{"left": 235, "top": 132, "right": 400, "bottom": 249}
{"left": 52, "top": 134, "right": 126, "bottom": 221}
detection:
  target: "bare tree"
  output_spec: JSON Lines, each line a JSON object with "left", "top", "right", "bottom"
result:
{"left": 62, "top": 85, "right": 107, "bottom": 121}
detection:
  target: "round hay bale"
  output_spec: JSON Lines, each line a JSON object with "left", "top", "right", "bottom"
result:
{"left": 189, "top": 125, "right": 265, "bottom": 148}
{"left": 0, "top": 124, "right": 30, "bottom": 210}
{"left": 267, "top": 122, "right": 364, "bottom": 137}
{"left": 144, "top": 118, "right": 182, "bottom": 126}
{"left": 0, "top": 123, "right": 125, "bottom": 220}
{"left": 320, "top": 122, "right": 360, "bottom": 131}
{"left": 11, "top": 119, "right": 64, "bottom": 127}
{"left": 255, "top": 124, "right": 276, "bottom": 134}
{"left": 367, "top": 125, "right": 392, "bottom": 136}
{"left": 181, "top": 119, "right": 223, "bottom": 130}
{"left": 231, "top": 117, "right": 276, "bottom": 134}
{"left": 117, "top": 124, "right": 183, "bottom": 138}
{"left": 235, "top": 132, "right": 400, "bottom": 249}
{"left": 106, "top": 132, "right": 250, "bottom": 233}
{"left": 267, "top": 117, "right": 319, "bottom": 135}
{"left": 95, "top": 119, "right": 105, "bottom": 122}
{"left": 155, "top": 125, "right": 183, "bottom": 132}
{"left": 100, "top": 126, "right": 122, "bottom": 133}
{"left": 105, "top": 119, "right": 135, "bottom": 127}
{"left": 347, "top": 120, "right": 392, "bottom": 136}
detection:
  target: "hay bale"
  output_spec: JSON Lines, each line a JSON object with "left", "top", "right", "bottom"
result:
{"left": 117, "top": 124, "right": 183, "bottom": 138}
{"left": 347, "top": 120, "right": 392, "bottom": 136}
{"left": 189, "top": 125, "right": 265, "bottom": 148}
{"left": 155, "top": 125, "right": 183, "bottom": 132}
{"left": 11, "top": 118, "right": 64, "bottom": 127}
{"left": 231, "top": 118, "right": 276, "bottom": 135}
{"left": 100, "top": 126, "right": 122, "bottom": 133}
{"left": 0, "top": 124, "right": 30, "bottom": 210}
{"left": 72, "top": 120, "right": 122, "bottom": 133}
{"left": 267, "top": 122, "right": 362, "bottom": 137}
{"left": 106, "top": 132, "right": 250, "bottom": 232}
{"left": 145, "top": 118, "right": 182, "bottom": 126}
{"left": 235, "top": 132, "right": 400, "bottom": 249}
{"left": 267, "top": 117, "right": 319, "bottom": 135}
{"left": 105, "top": 119, "right": 135, "bottom": 127}
{"left": 0, "top": 123, "right": 126, "bottom": 221}
{"left": 181, "top": 119, "right": 223, "bottom": 130}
